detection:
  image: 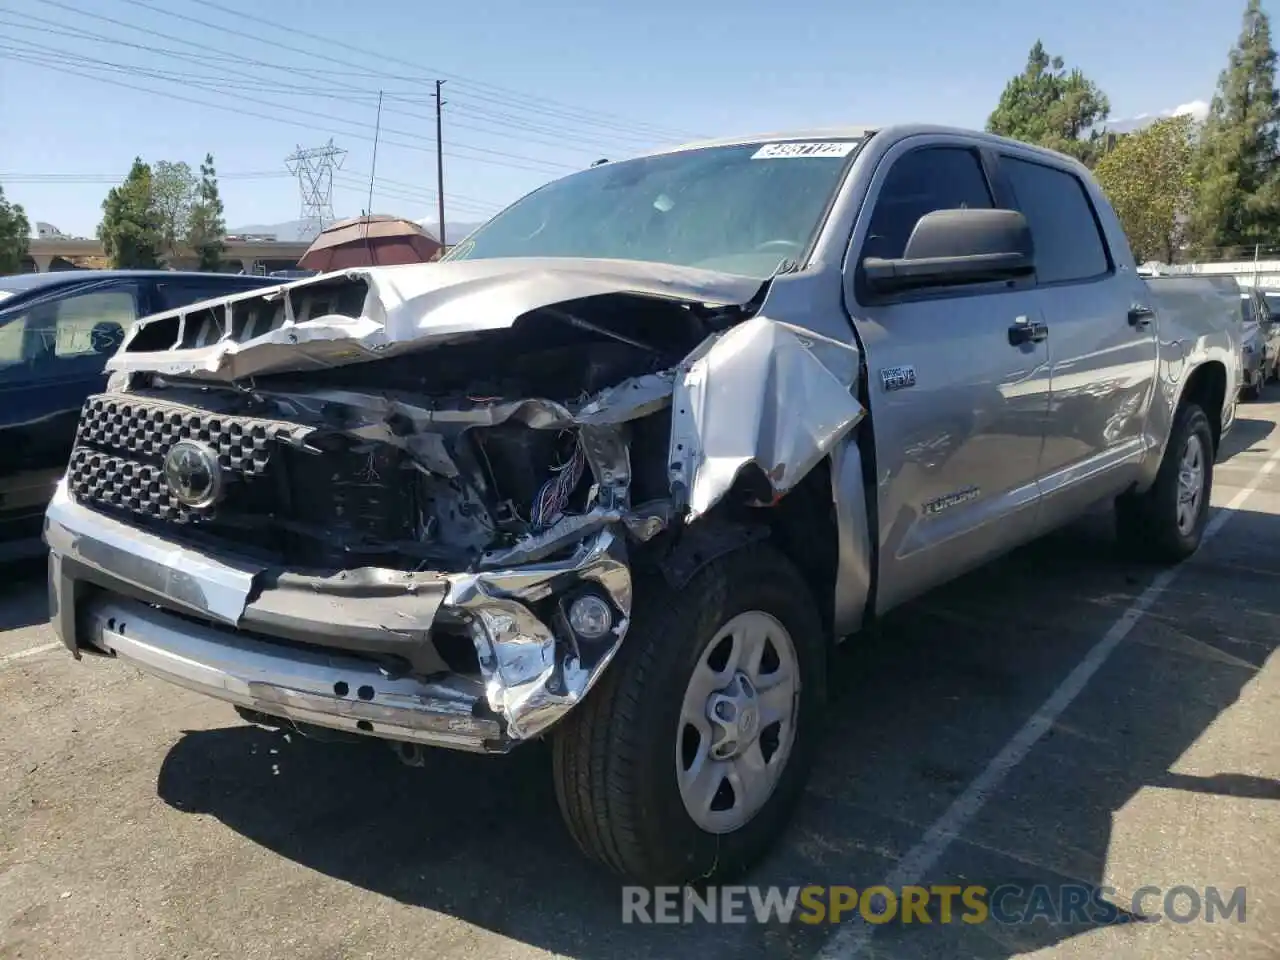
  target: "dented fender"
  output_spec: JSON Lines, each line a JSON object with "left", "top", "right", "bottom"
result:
{"left": 667, "top": 315, "right": 866, "bottom": 519}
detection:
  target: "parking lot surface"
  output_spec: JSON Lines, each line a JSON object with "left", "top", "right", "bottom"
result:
{"left": 2, "top": 403, "right": 1279, "bottom": 960}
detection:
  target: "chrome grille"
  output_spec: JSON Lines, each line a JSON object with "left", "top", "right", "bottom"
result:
{"left": 68, "top": 394, "right": 310, "bottom": 523}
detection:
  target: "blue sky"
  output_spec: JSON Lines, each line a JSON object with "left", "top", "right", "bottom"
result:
{"left": 0, "top": 0, "right": 1256, "bottom": 238}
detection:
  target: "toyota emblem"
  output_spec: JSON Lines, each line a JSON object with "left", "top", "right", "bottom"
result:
{"left": 163, "top": 440, "right": 223, "bottom": 509}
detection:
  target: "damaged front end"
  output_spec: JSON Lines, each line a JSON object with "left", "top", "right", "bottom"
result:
{"left": 50, "top": 263, "right": 863, "bottom": 747}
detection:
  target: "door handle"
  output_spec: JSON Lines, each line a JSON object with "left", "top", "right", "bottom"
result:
{"left": 1128, "top": 305, "right": 1155, "bottom": 327}
{"left": 1008, "top": 316, "right": 1048, "bottom": 346}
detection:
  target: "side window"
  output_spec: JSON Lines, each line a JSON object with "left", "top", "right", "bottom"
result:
{"left": 0, "top": 289, "right": 134, "bottom": 384}
{"left": 154, "top": 281, "right": 247, "bottom": 312}
{"left": 50, "top": 290, "right": 136, "bottom": 358}
{"left": 862, "top": 147, "right": 994, "bottom": 261}
{"left": 1001, "top": 157, "right": 1110, "bottom": 284}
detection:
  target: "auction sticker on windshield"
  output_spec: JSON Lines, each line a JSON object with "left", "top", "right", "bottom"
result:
{"left": 751, "top": 141, "right": 859, "bottom": 159}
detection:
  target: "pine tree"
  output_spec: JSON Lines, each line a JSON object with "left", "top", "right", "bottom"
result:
{"left": 987, "top": 41, "right": 1111, "bottom": 165}
{"left": 97, "top": 158, "right": 163, "bottom": 269}
{"left": 1186, "top": 0, "right": 1280, "bottom": 256}
{"left": 187, "top": 153, "right": 227, "bottom": 272}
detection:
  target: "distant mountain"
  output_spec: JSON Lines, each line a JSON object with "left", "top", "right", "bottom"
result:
{"left": 1100, "top": 99, "right": 1211, "bottom": 136}
{"left": 228, "top": 217, "right": 488, "bottom": 245}
{"left": 228, "top": 218, "right": 321, "bottom": 241}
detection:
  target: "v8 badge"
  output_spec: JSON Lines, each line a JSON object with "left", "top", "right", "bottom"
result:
{"left": 880, "top": 365, "right": 917, "bottom": 392}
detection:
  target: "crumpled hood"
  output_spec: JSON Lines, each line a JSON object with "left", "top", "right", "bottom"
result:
{"left": 108, "top": 258, "right": 767, "bottom": 381}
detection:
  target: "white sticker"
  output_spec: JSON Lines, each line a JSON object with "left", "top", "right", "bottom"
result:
{"left": 751, "top": 141, "right": 858, "bottom": 160}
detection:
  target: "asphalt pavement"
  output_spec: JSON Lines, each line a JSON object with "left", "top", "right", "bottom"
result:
{"left": 2, "top": 400, "right": 1279, "bottom": 959}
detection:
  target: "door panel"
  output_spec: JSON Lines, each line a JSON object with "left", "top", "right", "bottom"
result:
{"left": 862, "top": 292, "right": 1051, "bottom": 613}
{"left": 843, "top": 139, "right": 1052, "bottom": 616}
{"left": 997, "top": 155, "right": 1158, "bottom": 528}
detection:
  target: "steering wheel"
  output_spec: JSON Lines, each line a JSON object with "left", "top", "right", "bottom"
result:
{"left": 754, "top": 239, "right": 803, "bottom": 253}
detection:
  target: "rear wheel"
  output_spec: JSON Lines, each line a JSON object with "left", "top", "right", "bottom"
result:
{"left": 1115, "top": 403, "right": 1213, "bottom": 562}
{"left": 551, "top": 542, "right": 826, "bottom": 884}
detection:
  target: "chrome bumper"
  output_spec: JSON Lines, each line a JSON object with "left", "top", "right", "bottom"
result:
{"left": 85, "top": 597, "right": 502, "bottom": 751}
{"left": 45, "top": 481, "right": 633, "bottom": 749}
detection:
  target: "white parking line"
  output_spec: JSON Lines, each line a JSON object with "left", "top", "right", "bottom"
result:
{"left": 0, "top": 641, "right": 61, "bottom": 668}
{"left": 817, "top": 442, "right": 1280, "bottom": 959}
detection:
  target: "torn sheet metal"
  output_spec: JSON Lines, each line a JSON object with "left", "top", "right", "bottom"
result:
{"left": 109, "top": 259, "right": 764, "bottom": 382}
{"left": 447, "top": 527, "right": 633, "bottom": 740}
{"left": 667, "top": 316, "right": 865, "bottom": 519}
{"left": 252, "top": 370, "right": 675, "bottom": 534}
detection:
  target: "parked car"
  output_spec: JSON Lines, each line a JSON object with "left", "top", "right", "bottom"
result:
{"left": 0, "top": 270, "right": 283, "bottom": 559}
{"left": 1256, "top": 288, "right": 1280, "bottom": 385}
{"left": 1238, "top": 287, "right": 1274, "bottom": 400}
{"left": 45, "top": 126, "right": 1240, "bottom": 884}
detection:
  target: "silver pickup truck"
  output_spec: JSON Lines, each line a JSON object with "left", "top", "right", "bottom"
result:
{"left": 45, "top": 125, "right": 1240, "bottom": 885}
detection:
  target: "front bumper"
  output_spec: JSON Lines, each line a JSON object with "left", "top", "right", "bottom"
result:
{"left": 79, "top": 595, "right": 504, "bottom": 750}
{"left": 45, "top": 482, "right": 632, "bottom": 750}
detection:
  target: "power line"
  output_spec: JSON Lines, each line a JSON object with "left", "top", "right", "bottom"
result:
{"left": 1, "top": 44, "right": 574, "bottom": 175}
{"left": 0, "top": 169, "right": 500, "bottom": 214}
{"left": 1, "top": 170, "right": 292, "bottom": 182}
{"left": 0, "top": 13, "right": 663, "bottom": 155}
{"left": 329, "top": 174, "right": 497, "bottom": 216}
{"left": 72, "top": 0, "right": 690, "bottom": 146}
{"left": 168, "top": 0, "right": 701, "bottom": 142}
{"left": 6, "top": 4, "right": 583, "bottom": 170}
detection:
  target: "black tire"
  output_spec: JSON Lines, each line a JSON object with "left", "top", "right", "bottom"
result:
{"left": 551, "top": 541, "right": 827, "bottom": 885}
{"left": 1115, "top": 402, "right": 1214, "bottom": 563}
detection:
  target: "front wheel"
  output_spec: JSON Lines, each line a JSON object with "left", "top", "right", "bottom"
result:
{"left": 552, "top": 542, "right": 827, "bottom": 884}
{"left": 1115, "top": 402, "right": 1213, "bottom": 562}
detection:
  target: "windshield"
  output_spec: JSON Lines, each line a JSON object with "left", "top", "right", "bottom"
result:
{"left": 1242, "top": 297, "right": 1256, "bottom": 325}
{"left": 444, "top": 139, "right": 863, "bottom": 278}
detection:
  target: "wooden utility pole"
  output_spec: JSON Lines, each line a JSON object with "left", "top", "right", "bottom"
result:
{"left": 433, "top": 79, "right": 447, "bottom": 249}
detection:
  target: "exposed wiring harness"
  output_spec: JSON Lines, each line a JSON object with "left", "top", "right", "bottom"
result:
{"left": 530, "top": 433, "right": 586, "bottom": 529}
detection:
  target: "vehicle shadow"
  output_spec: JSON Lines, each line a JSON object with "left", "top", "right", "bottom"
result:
{"left": 1220, "top": 414, "right": 1275, "bottom": 461}
{"left": 0, "top": 556, "right": 49, "bottom": 632}
{"left": 155, "top": 504, "right": 1280, "bottom": 959}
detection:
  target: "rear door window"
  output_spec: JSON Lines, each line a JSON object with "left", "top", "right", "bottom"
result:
{"left": 1000, "top": 157, "right": 1111, "bottom": 285}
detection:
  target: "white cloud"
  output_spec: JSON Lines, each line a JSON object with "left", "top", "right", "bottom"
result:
{"left": 1104, "top": 99, "right": 1211, "bottom": 134}
{"left": 1169, "top": 99, "right": 1211, "bottom": 121}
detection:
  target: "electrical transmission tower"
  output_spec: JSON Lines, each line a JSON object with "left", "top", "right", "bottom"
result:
{"left": 285, "top": 140, "right": 347, "bottom": 240}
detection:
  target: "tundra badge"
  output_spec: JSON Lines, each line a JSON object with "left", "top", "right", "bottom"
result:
{"left": 923, "top": 486, "right": 980, "bottom": 516}
{"left": 881, "top": 365, "right": 917, "bottom": 392}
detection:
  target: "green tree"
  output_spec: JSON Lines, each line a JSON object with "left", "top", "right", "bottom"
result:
{"left": 98, "top": 158, "right": 163, "bottom": 269}
{"left": 987, "top": 41, "right": 1112, "bottom": 165}
{"left": 152, "top": 160, "right": 197, "bottom": 260}
{"left": 0, "top": 185, "right": 31, "bottom": 274}
{"left": 1095, "top": 115, "right": 1196, "bottom": 263}
{"left": 186, "top": 153, "right": 226, "bottom": 271}
{"left": 1186, "top": 0, "right": 1280, "bottom": 256}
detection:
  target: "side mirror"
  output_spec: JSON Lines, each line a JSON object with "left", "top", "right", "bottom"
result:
{"left": 863, "top": 208, "right": 1035, "bottom": 295}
